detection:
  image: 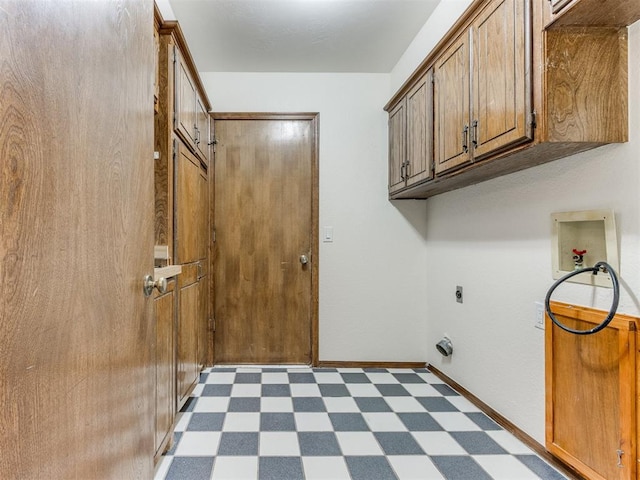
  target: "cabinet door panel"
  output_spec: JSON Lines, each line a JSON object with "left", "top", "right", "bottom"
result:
{"left": 197, "top": 274, "right": 209, "bottom": 367}
{"left": 198, "top": 168, "right": 208, "bottom": 262}
{"left": 154, "top": 280, "right": 175, "bottom": 458}
{"left": 177, "top": 281, "right": 199, "bottom": 406}
{"left": 175, "top": 48, "right": 196, "bottom": 148}
{"left": 388, "top": 99, "right": 406, "bottom": 195}
{"left": 406, "top": 69, "right": 434, "bottom": 187}
{"left": 472, "top": 0, "right": 532, "bottom": 159}
{"left": 176, "top": 142, "right": 201, "bottom": 264}
{"left": 435, "top": 33, "right": 471, "bottom": 174}
{"left": 196, "top": 96, "right": 210, "bottom": 167}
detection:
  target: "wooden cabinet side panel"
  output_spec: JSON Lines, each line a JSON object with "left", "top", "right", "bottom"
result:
{"left": 434, "top": 33, "right": 471, "bottom": 174}
{"left": 545, "top": 27, "right": 628, "bottom": 143}
{"left": 198, "top": 169, "right": 209, "bottom": 262}
{"left": 472, "top": 0, "right": 532, "bottom": 159}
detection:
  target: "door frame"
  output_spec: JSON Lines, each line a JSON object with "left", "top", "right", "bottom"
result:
{"left": 212, "top": 112, "right": 320, "bottom": 365}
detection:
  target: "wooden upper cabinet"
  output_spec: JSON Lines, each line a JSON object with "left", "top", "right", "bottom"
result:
{"left": 388, "top": 99, "right": 406, "bottom": 195}
{"left": 471, "top": 0, "right": 532, "bottom": 159}
{"left": 434, "top": 32, "right": 471, "bottom": 175}
{"left": 406, "top": 69, "right": 434, "bottom": 187}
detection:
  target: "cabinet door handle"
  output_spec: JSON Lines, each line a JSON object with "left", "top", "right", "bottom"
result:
{"left": 462, "top": 124, "right": 469, "bottom": 153}
{"left": 400, "top": 163, "right": 406, "bottom": 181}
{"left": 405, "top": 161, "right": 410, "bottom": 178}
{"left": 472, "top": 120, "right": 478, "bottom": 148}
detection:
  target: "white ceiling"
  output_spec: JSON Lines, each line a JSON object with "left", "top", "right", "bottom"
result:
{"left": 166, "top": 0, "right": 441, "bottom": 73}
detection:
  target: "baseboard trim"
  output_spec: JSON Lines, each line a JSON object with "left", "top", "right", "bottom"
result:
{"left": 317, "top": 361, "right": 427, "bottom": 369}
{"left": 427, "top": 365, "right": 584, "bottom": 480}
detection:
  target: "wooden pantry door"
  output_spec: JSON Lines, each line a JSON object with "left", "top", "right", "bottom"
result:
{"left": 213, "top": 114, "right": 318, "bottom": 365}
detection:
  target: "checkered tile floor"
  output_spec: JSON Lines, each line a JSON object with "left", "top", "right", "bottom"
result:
{"left": 154, "top": 367, "right": 567, "bottom": 480}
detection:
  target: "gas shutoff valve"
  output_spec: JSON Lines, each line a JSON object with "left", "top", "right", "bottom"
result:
{"left": 572, "top": 249, "right": 587, "bottom": 270}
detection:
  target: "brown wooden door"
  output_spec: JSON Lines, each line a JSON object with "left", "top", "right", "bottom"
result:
{"left": 406, "top": 69, "right": 434, "bottom": 188}
{"left": 214, "top": 115, "right": 318, "bottom": 364}
{"left": 434, "top": 31, "right": 471, "bottom": 174}
{"left": 0, "top": 1, "right": 155, "bottom": 478}
{"left": 388, "top": 99, "right": 407, "bottom": 195}
{"left": 471, "top": 0, "right": 532, "bottom": 159}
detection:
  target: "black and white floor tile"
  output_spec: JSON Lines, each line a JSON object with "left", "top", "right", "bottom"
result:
{"left": 154, "top": 367, "right": 567, "bottom": 480}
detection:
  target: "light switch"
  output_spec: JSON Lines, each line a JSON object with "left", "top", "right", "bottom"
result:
{"left": 323, "top": 226, "right": 334, "bottom": 243}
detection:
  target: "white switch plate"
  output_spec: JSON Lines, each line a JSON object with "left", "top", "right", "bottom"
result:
{"left": 534, "top": 301, "right": 545, "bottom": 330}
{"left": 323, "top": 226, "right": 334, "bottom": 243}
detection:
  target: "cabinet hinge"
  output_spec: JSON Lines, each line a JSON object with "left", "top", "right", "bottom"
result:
{"left": 210, "top": 317, "right": 215, "bottom": 333}
{"left": 212, "top": 228, "right": 216, "bottom": 243}
{"left": 531, "top": 110, "right": 537, "bottom": 129}
{"left": 173, "top": 47, "right": 177, "bottom": 64}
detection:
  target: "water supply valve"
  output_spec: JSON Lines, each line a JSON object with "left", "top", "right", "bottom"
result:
{"left": 572, "top": 248, "right": 586, "bottom": 270}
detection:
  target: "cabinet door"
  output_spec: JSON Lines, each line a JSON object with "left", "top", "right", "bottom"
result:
{"left": 195, "top": 96, "right": 210, "bottom": 167}
{"left": 546, "top": 302, "right": 637, "bottom": 480}
{"left": 197, "top": 274, "right": 209, "bottom": 367}
{"left": 406, "top": 69, "right": 434, "bottom": 187}
{"left": 154, "top": 279, "right": 175, "bottom": 459}
{"left": 177, "top": 279, "right": 199, "bottom": 407}
{"left": 198, "top": 167, "right": 208, "bottom": 262}
{"left": 176, "top": 141, "right": 201, "bottom": 264}
{"left": 175, "top": 47, "right": 197, "bottom": 149}
{"left": 388, "top": 98, "right": 406, "bottom": 195}
{"left": 434, "top": 32, "right": 471, "bottom": 174}
{"left": 471, "top": 0, "right": 532, "bottom": 160}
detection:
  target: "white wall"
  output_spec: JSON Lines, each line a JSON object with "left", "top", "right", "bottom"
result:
{"left": 201, "top": 73, "right": 429, "bottom": 362}
{"left": 391, "top": 4, "right": 640, "bottom": 442}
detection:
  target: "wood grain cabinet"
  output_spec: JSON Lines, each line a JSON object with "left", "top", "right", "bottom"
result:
{"left": 154, "top": 277, "right": 176, "bottom": 462}
{"left": 154, "top": 9, "right": 213, "bottom": 413}
{"left": 434, "top": 0, "right": 532, "bottom": 176}
{"left": 388, "top": 69, "right": 434, "bottom": 196}
{"left": 545, "top": 302, "right": 637, "bottom": 480}
{"left": 177, "top": 265, "right": 200, "bottom": 407}
{"left": 175, "top": 46, "right": 211, "bottom": 167}
{"left": 386, "top": 0, "right": 637, "bottom": 199}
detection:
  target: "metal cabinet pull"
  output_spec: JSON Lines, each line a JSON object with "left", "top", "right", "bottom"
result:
{"left": 462, "top": 124, "right": 469, "bottom": 153}
{"left": 472, "top": 120, "right": 478, "bottom": 148}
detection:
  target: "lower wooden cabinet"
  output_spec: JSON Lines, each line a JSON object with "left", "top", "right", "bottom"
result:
{"left": 154, "top": 277, "right": 176, "bottom": 461}
{"left": 546, "top": 301, "right": 638, "bottom": 480}
{"left": 177, "top": 263, "right": 201, "bottom": 408}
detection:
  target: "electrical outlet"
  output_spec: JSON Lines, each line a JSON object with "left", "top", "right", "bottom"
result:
{"left": 455, "top": 286, "right": 463, "bottom": 304}
{"left": 534, "top": 301, "right": 545, "bottom": 330}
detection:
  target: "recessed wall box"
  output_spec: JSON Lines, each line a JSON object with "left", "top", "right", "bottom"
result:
{"left": 551, "top": 210, "right": 619, "bottom": 288}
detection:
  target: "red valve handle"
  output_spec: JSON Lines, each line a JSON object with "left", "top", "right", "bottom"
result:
{"left": 572, "top": 249, "right": 587, "bottom": 256}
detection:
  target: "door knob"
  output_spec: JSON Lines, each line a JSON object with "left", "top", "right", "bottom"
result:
{"left": 143, "top": 274, "right": 168, "bottom": 297}
{"left": 299, "top": 254, "right": 309, "bottom": 265}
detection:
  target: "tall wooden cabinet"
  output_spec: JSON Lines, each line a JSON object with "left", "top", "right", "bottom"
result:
{"left": 153, "top": 6, "right": 213, "bottom": 453}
